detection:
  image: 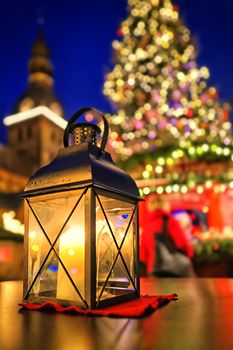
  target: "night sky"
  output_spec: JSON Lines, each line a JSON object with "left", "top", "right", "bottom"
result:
{"left": 0, "top": 0, "right": 233, "bottom": 144}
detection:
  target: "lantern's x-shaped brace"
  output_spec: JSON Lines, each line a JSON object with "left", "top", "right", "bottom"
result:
{"left": 95, "top": 190, "right": 138, "bottom": 305}
{"left": 24, "top": 188, "right": 88, "bottom": 308}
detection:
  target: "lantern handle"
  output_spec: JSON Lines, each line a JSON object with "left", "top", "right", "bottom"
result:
{"left": 63, "top": 106, "right": 109, "bottom": 153}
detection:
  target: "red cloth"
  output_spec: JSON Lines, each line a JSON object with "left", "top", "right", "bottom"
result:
{"left": 140, "top": 209, "right": 194, "bottom": 274}
{"left": 19, "top": 294, "right": 177, "bottom": 318}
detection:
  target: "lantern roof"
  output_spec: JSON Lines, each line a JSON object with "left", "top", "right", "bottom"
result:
{"left": 23, "top": 143, "right": 141, "bottom": 200}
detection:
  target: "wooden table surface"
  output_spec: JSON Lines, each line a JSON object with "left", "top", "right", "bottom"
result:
{"left": 1, "top": 278, "right": 233, "bottom": 350}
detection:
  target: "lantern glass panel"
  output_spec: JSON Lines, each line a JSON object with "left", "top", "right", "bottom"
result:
{"left": 30, "top": 193, "right": 79, "bottom": 243}
{"left": 27, "top": 210, "right": 51, "bottom": 294}
{"left": 25, "top": 190, "right": 86, "bottom": 306}
{"left": 96, "top": 195, "right": 136, "bottom": 301}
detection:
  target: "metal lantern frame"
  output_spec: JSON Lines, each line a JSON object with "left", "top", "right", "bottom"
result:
{"left": 22, "top": 107, "right": 141, "bottom": 309}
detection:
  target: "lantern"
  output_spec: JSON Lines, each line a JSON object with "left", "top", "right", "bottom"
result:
{"left": 22, "top": 107, "right": 141, "bottom": 309}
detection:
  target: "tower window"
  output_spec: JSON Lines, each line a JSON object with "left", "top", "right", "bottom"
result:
{"left": 27, "top": 126, "right": 32, "bottom": 138}
{"left": 18, "top": 129, "right": 23, "bottom": 142}
{"left": 51, "top": 131, "right": 56, "bottom": 142}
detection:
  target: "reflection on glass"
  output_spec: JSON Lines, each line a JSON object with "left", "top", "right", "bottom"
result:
{"left": 96, "top": 195, "right": 136, "bottom": 301}
{"left": 31, "top": 252, "right": 59, "bottom": 298}
{"left": 28, "top": 211, "right": 50, "bottom": 295}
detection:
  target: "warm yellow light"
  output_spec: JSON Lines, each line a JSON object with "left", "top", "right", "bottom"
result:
{"left": 158, "top": 157, "right": 165, "bottom": 166}
{"left": 58, "top": 225, "right": 85, "bottom": 299}
{"left": 220, "top": 184, "right": 226, "bottom": 192}
{"left": 143, "top": 170, "right": 150, "bottom": 179}
{"left": 156, "top": 186, "right": 164, "bottom": 194}
{"left": 203, "top": 206, "right": 209, "bottom": 213}
{"left": 2, "top": 211, "right": 24, "bottom": 235}
{"left": 188, "top": 180, "right": 196, "bottom": 188}
{"left": 165, "top": 186, "right": 172, "bottom": 194}
{"left": 200, "top": 66, "right": 209, "bottom": 79}
{"left": 181, "top": 186, "right": 188, "bottom": 194}
{"left": 197, "top": 186, "right": 204, "bottom": 194}
{"left": 223, "top": 148, "right": 230, "bottom": 156}
{"left": 172, "top": 151, "right": 179, "bottom": 159}
{"left": 190, "top": 69, "right": 199, "bottom": 80}
{"left": 177, "top": 150, "right": 184, "bottom": 157}
{"left": 166, "top": 158, "right": 174, "bottom": 166}
{"left": 146, "top": 164, "right": 153, "bottom": 172}
{"left": 216, "top": 147, "right": 223, "bottom": 155}
{"left": 128, "top": 77, "right": 135, "bottom": 86}
{"left": 211, "top": 144, "right": 217, "bottom": 152}
{"left": 31, "top": 244, "right": 40, "bottom": 252}
{"left": 155, "top": 165, "right": 163, "bottom": 174}
{"left": 142, "top": 141, "right": 149, "bottom": 149}
{"left": 172, "top": 184, "right": 179, "bottom": 192}
{"left": 205, "top": 181, "right": 212, "bottom": 188}
{"left": 202, "top": 144, "right": 209, "bottom": 152}
{"left": 177, "top": 71, "right": 185, "bottom": 81}
{"left": 143, "top": 187, "right": 151, "bottom": 195}
{"left": 116, "top": 79, "right": 124, "bottom": 87}
{"left": 68, "top": 248, "right": 76, "bottom": 256}
{"left": 154, "top": 55, "right": 162, "bottom": 64}
{"left": 188, "top": 147, "right": 195, "bottom": 155}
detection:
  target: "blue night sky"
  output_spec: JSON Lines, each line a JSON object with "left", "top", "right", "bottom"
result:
{"left": 0, "top": 0, "right": 233, "bottom": 143}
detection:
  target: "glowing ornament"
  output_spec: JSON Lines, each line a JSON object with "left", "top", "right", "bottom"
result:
{"left": 172, "top": 90, "right": 182, "bottom": 101}
{"left": 148, "top": 130, "right": 156, "bottom": 139}
{"left": 187, "top": 109, "right": 194, "bottom": 118}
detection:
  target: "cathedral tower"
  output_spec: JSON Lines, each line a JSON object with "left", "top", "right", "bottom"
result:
{"left": 3, "top": 29, "right": 66, "bottom": 177}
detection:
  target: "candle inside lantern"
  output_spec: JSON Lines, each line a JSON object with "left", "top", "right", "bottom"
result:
{"left": 57, "top": 225, "right": 85, "bottom": 301}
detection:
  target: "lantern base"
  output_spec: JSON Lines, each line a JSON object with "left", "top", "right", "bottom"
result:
{"left": 23, "top": 290, "right": 139, "bottom": 310}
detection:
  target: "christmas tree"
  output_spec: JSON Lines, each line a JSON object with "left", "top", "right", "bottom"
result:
{"left": 104, "top": 0, "right": 233, "bottom": 194}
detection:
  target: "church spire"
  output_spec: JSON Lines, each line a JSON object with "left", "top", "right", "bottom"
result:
{"left": 28, "top": 27, "right": 54, "bottom": 87}
{"left": 13, "top": 28, "right": 64, "bottom": 117}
